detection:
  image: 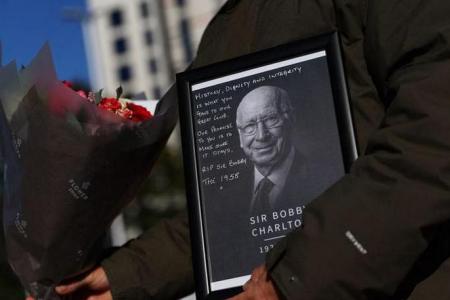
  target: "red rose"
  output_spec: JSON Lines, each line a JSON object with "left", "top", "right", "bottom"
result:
{"left": 116, "top": 108, "right": 133, "bottom": 120}
{"left": 77, "top": 90, "right": 88, "bottom": 98}
{"left": 61, "top": 82, "right": 152, "bottom": 122}
{"left": 126, "top": 102, "right": 152, "bottom": 122}
{"left": 99, "top": 98, "right": 122, "bottom": 112}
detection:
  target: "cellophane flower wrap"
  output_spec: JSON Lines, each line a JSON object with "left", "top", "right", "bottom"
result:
{"left": 0, "top": 45, "right": 177, "bottom": 299}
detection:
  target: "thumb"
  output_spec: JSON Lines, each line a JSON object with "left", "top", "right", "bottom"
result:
{"left": 55, "top": 275, "right": 90, "bottom": 295}
{"left": 55, "top": 267, "right": 108, "bottom": 295}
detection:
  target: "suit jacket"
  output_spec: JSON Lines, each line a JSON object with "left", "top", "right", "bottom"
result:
{"left": 102, "top": 1, "right": 450, "bottom": 299}
{"left": 272, "top": 151, "right": 328, "bottom": 212}
{"left": 205, "top": 150, "right": 334, "bottom": 283}
{"left": 249, "top": 150, "right": 333, "bottom": 213}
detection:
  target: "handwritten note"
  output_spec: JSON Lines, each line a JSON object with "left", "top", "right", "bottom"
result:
{"left": 192, "top": 65, "right": 303, "bottom": 191}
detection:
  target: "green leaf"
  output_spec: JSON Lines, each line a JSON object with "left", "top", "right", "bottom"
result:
{"left": 116, "top": 86, "right": 123, "bottom": 99}
{"left": 95, "top": 88, "right": 103, "bottom": 104}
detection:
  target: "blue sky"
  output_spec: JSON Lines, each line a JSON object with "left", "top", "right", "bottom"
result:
{"left": 0, "top": 0, "right": 89, "bottom": 83}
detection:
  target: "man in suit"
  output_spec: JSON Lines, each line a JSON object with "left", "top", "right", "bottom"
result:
{"left": 236, "top": 85, "right": 320, "bottom": 215}
{"left": 203, "top": 85, "right": 324, "bottom": 283}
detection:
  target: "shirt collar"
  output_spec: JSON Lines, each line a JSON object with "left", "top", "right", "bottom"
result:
{"left": 253, "top": 146, "right": 295, "bottom": 192}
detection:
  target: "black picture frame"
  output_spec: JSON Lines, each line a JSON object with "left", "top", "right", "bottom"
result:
{"left": 177, "top": 32, "right": 358, "bottom": 299}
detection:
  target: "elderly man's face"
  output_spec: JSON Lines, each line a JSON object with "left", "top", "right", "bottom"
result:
{"left": 236, "top": 92, "right": 290, "bottom": 172}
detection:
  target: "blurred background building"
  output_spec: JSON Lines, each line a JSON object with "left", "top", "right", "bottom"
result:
{"left": 83, "top": 0, "right": 225, "bottom": 99}
{"left": 0, "top": 0, "right": 225, "bottom": 299}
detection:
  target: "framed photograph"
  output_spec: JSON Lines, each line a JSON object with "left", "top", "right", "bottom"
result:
{"left": 177, "top": 32, "right": 358, "bottom": 299}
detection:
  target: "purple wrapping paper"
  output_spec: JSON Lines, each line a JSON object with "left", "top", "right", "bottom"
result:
{"left": 0, "top": 44, "right": 178, "bottom": 299}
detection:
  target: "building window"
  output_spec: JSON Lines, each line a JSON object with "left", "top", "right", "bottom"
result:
{"left": 140, "top": 2, "right": 149, "bottom": 18}
{"left": 118, "top": 65, "right": 132, "bottom": 82}
{"left": 153, "top": 87, "right": 162, "bottom": 99}
{"left": 110, "top": 9, "right": 123, "bottom": 27}
{"left": 114, "top": 38, "right": 127, "bottom": 54}
{"left": 176, "top": 0, "right": 186, "bottom": 7}
{"left": 144, "top": 30, "right": 153, "bottom": 45}
{"left": 180, "top": 19, "right": 193, "bottom": 63}
{"left": 149, "top": 59, "right": 158, "bottom": 74}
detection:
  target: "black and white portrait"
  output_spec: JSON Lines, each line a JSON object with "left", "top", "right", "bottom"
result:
{"left": 187, "top": 50, "right": 349, "bottom": 289}
{"left": 236, "top": 85, "right": 318, "bottom": 215}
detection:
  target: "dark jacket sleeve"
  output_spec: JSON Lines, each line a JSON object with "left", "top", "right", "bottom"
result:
{"left": 101, "top": 211, "right": 193, "bottom": 300}
{"left": 267, "top": 1, "right": 450, "bottom": 299}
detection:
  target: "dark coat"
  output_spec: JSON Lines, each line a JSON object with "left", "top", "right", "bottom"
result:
{"left": 102, "top": 0, "right": 450, "bottom": 299}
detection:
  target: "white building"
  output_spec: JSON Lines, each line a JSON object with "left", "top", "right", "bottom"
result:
{"left": 83, "top": 0, "right": 225, "bottom": 99}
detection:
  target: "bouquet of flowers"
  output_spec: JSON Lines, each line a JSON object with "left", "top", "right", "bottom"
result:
{"left": 0, "top": 44, "right": 177, "bottom": 299}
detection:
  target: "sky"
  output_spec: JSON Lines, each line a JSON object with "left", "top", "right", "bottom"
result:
{"left": 0, "top": 0, "right": 90, "bottom": 84}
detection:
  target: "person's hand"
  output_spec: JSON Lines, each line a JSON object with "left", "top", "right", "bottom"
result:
{"left": 25, "top": 266, "right": 112, "bottom": 300}
{"left": 228, "top": 265, "right": 280, "bottom": 300}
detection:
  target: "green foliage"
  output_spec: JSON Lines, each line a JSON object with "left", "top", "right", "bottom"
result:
{"left": 115, "top": 86, "right": 123, "bottom": 99}
{"left": 95, "top": 88, "right": 103, "bottom": 105}
{"left": 123, "top": 145, "right": 187, "bottom": 233}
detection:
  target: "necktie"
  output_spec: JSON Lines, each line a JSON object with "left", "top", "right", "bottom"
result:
{"left": 252, "top": 177, "right": 274, "bottom": 215}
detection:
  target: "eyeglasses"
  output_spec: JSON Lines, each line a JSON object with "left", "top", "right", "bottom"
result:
{"left": 237, "top": 114, "right": 284, "bottom": 136}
